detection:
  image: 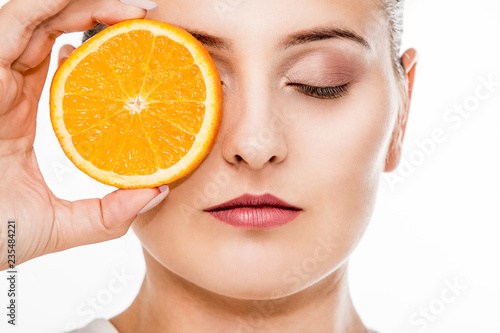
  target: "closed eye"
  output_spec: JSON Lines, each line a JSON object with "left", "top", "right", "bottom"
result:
{"left": 287, "top": 83, "right": 348, "bottom": 99}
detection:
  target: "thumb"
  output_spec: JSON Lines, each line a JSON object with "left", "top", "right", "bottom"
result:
{"left": 101, "top": 185, "right": 169, "bottom": 230}
{"left": 54, "top": 185, "right": 168, "bottom": 252}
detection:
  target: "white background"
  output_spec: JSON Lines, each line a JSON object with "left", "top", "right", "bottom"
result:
{"left": 1, "top": 0, "right": 499, "bottom": 332}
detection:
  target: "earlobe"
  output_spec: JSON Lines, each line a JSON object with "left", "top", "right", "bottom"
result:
{"left": 57, "top": 44, "right": 77, "bottom": 67}
{"left": 384, "top": 48, "right": 419, "bottom": 172}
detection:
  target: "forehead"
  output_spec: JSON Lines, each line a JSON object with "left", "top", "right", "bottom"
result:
{"left": 146, "top": 0, "right": 387, "bottom": 53}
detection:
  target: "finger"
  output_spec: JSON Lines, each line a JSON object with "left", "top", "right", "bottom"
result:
{"left": 0, "top": 52, "right": 51, "bottom": 139}
{"left": 23, "top": 52, "right": 52, "bottom": 101}
{"left": 0, "top": 0, "right": 70, "bottom": 67}
{"left": 138, "top": 184, "right": 169, "bottom": 214}
{"left": 54, "top": 187, "right": 163, "bottom": 252}
{"left": 119, "top": 0, "right": 159, "bottom": 11}
{"left": 12, "top": 0, "right": 152, "bottom": 72}
{"left": 57, "top": 44, "right": 76, "bottom": 67}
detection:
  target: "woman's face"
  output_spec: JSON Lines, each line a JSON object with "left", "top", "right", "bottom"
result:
{"left": 134, "top": 0, "right": 402, "bottom": 299}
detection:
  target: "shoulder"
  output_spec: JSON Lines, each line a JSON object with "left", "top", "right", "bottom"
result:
{"left": 65, "top": 318, "right": 119, "bottom": 333}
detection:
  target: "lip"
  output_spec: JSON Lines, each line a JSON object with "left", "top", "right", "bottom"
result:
{"left": 203, "top": 193, "right": 302, "bottom": 229}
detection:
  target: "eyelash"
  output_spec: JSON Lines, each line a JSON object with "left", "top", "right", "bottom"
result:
{"left": 287, "top": 82, "right": 349, "bottom": 99}
{"left": 220, "top": 79, "right": 348, "bottom": 99}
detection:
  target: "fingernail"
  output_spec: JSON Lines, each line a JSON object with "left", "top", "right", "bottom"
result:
{"left": 120, "top": 0, "right": 159, "bottom": 12}
{"left": 138, "top": 185, "right": 169, "bottom": 214}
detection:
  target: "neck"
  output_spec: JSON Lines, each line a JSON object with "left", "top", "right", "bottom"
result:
{"left": 110, "top": 251, "right": 369, "bottom": 333}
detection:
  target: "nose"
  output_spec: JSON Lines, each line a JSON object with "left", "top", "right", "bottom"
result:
{"left": 220, "top": 80, "right": 288, "bottom": 170}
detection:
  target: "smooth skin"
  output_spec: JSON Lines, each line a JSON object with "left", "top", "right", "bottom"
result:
{"left": 0, "top": 0, "right": 417, "bottom": 332}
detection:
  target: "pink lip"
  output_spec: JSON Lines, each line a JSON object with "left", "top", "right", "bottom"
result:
{"left": 203, "top": 193, "right": 302, "bottom": 229}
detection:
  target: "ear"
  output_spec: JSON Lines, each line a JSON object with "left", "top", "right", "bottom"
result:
{"left": 384, "top": 48, "right": 418, "bottom": 172}
{"left": 58, "top": 44, "right": 77, "bottom": 67}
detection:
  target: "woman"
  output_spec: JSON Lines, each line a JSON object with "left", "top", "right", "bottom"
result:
{"left": 0, "top": 0, "right": 417, "bottom": 332}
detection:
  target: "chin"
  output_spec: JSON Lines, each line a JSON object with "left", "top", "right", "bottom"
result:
{"left": 180, "top": 268, "right": 309, "bottom": 300}
{"left": 160, "top": 241, "right": 346, "bottom": 301}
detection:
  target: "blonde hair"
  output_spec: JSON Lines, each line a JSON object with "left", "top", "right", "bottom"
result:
{"left": 379, "top": 0, "right": 406, "bottom": 80}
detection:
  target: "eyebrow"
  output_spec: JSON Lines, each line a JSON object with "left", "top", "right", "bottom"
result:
{"left": 279, "top": 26, "right": 372, "bottom": 51}
{"left": 180, "top": 25, "right": 371, "bottom": 52}
{"left": 181, "top": 27, "right": 231, "bottom": 50}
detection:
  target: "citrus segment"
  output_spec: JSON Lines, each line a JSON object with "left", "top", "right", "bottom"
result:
{"left": 144, "top": 101, "right": 205, "bottom": 135}
{"left": 62, "top": 95, "right": 127, "bottom": 135}
{"left": 148, "top": 35, "right": 195, "bottom": 81}
{"left": 112, "top": 114, "right": 158, "bottom": 176}
{"left": 147, "top": 64, "right": 207, "bottom": 103}
{"left": 98, "top": 30, "right": 155, "bottom": 97}
{"left": 140, "top": 106, "right": 196, "bottom": 167}
{"left": 70, "top": 111, "right": 130, "bottom": 167}
{"left": 65, "top": 52, "right": 128, "bottom": 100}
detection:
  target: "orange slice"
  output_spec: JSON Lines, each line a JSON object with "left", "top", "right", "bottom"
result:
{"left": 50, "top": 19, "right": 222, "bottom": 189}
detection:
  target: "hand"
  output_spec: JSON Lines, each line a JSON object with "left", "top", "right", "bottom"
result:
{"left": 0, "top": 0, "right": 165, "bottom": 271}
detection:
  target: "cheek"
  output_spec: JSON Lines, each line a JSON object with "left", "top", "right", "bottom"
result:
{"left": 290, "top": 71, "right": 393, "bottom": 185}
{"left": 286, "top": 71, "right": 394, "bottom": 250}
